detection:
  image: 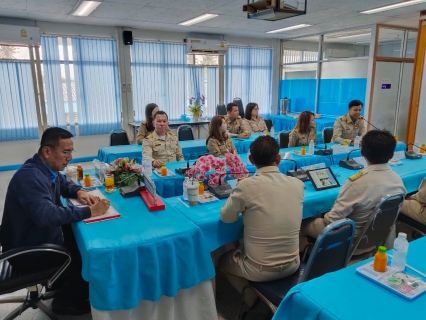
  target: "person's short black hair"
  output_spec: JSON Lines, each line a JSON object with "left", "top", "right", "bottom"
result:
{"left": 153, "top": 110, "right": 168, "bottom": 120}
{"left": 227, "top": 102, "right": 238, "bottom": 113}
{"left": 361, "top": 129, "right": 396, "bottom": 164}
{"left": 249, "top": 136, "right": 279, "bottom": 166}
{"left": 349, "top": 100, "right": 363, "bottom": 109}
{"left": 38, "top": 127, "right": 73, "bottom": 154}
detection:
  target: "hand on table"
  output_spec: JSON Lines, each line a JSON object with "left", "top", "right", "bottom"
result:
{"left": 90, "top": 199, "right": 110, "bottom": 217}
{"left": 152, "top": 159, "right": 163, "bottom": 168}
{"left": 238, "top": 132, "right": 250, "bottom": 138}
{"left": 77, "top": 190, "right": 99, "bottom": 205}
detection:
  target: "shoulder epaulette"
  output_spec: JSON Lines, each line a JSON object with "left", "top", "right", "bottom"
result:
{"left": 169, "top": 131, "right": 176, "bottom": 136}
{"left": 340, "top": 115, "right": 347, "bottom": 121}
{"left": 147, "top": 134, "right": 153, "bottom": 139}
{"left": 294, "top": 128, "right": 299, "bottom": 133}
{"left": 359, "top": 116, "right": 364, "bottom": 119}
{"left": 142, "top": 122, "right": 147, "bottom": 125}
{"left": 349, "top": 171, "right": 363, "bottom": 181}
{"left": 237, "top": 115, "right": 241, "bottom": 119}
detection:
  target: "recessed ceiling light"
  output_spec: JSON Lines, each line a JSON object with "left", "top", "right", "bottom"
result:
{"left": 266, "top": 24, "right": 311, "bottom": 34}
{"left": 179, "top": 14, "right": 219, "bottom": 26}
{"left": 72, "top": 1, "right": 101, "bottom": 17}
{"left": 361, "top": 0, "right": 426, "bottom": 14}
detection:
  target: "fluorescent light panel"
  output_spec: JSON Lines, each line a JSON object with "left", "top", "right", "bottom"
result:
{"left": 267, "top": 24, "right": 311, "bottom": 34}
{"left": 179, "top": 14, "right": 218, "bottom": 26}
{"left": 361, "top": 0, "right": 426, "bottom": 14}
{"left": 72, "top": 1, "right": 101, "bottom": 16}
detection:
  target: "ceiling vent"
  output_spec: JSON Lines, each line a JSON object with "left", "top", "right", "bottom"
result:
{"left": 243, "top": 0, "right": 307, "bottom": 21}
{"left": 186, "top": 38, "right": 228, "bottom": 55}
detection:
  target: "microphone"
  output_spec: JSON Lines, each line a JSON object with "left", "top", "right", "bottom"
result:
{"left": 361, "top": 116, "right": 380, "bottom": 130}
{"left": 339, "top": 148, "right": 364, "bottom": 170}
{"left": 405, "top": 143, "right": 422, "bottom": 159}
{"left": 281, "top": 159, "right": 309, "bottom": 181}
{"left": 314, "top": 143, "right": 333, "bottom": 156}
{"left": 175, "top": 152, "right": 215, "bottom": 175}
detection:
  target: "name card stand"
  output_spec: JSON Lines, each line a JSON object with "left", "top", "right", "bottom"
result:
{"left": 140, "top": 174, "right": 165, "bottom": 211}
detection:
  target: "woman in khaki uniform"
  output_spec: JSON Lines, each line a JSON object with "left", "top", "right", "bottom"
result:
{"left": 400, "top": 177, "right": 426, "bottom": 225}
{"left": 136, "top": 103, "right": 158, "bottom": 144}
{"left": 207, "top": 116, "right": 237, "bottom": 156}
{"left": 243, "top": 102, "right": 268, "bottom": 133}
{"left": 288, "top": 111, "right": 317, "bottom": 147}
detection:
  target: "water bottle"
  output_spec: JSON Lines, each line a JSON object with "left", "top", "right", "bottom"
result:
{"left": 183, "top": 177, "right": 189, "bottom": 200}
{"left": 354, "top": 135, "right": 360, "bottom": 149}
{"left": 391, "top": 232, "right": 409, "bottom": 271}
{"left": 142, "top": 158, "right": 152, "bottom": 177}
{"left": 270, "top": 126, "right": 275, "bottom": 137}
{"left": 308, "top": 140, "right": 314, "bottom": 155}
{"left": 414, "top": 140, "right": 420, "bottom": 153}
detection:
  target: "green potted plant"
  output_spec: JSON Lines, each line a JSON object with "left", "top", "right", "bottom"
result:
{"left": 188, "top": 94, "right": 205, "bottom": 121}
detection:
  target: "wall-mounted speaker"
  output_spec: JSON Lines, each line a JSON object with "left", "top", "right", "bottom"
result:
{"left": 123, "top": 31, "right": 133, "bottom": 45}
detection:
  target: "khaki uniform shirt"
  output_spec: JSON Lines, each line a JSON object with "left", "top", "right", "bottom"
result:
{"left": 324, "top": 163, "right": 406, "bottom": 237}
{"left": 244, "top": 117, "right": 267, "bottom": 133}
{"left": 332, "top": 113, "right": 366, "bottom": 144}
{"left": 207, "top": 136, "right": 237, "bottom": 157}
{"left": 220, "top": 166, "right": 305, "bottom": 266}
{"left": 142, "top": 131, "right": 184, "bottom": 163}
{"left": 224, "top": 115, "right": 248, "bottom": 137}
{"left": 401, "top": 177, "right": 426, "bottom": 222}
{"left": 136, "top": 122, "right": 151, "bottom": 145}
{"left": 288, "top": 127, "right": 317, "bottom": 147}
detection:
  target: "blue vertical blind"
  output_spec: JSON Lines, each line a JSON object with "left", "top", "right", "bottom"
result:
{"left": 131, "top": 41, "right": 187, "bottom": 121}
{"left": 207, "top": 67, "right": 218, "bottom": 117}
{"left": 225, "top": 46, "right": 273, "bottom": 116}
{"left": 0, "top": 61, "right": 39, "bottom": 141}
{"left": 72, "top": 38, "right": 121, "bottom": 135}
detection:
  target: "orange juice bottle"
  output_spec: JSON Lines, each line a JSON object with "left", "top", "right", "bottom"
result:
{"left": 198, "top": 181, "right": 204, "bottom": 195}
{"left": 84, "top": 174, "right": 91, "bottom": 187}
{"left": 301, "top": 146, "right": 306, "bottom": 156}
{"left": 420, "top": 144, "right": 425, "bottom": 154}
{"left": 394, "top": 135, "right": 398, "bottom": 142}
{"left": 161, "top": 163, "right": 167, "bottom": 176}
{"left": 373, "top": 246, "right": 387, "bottom": 272}
{"left": 77, "top": 164, "right": 83, "bottom": 181}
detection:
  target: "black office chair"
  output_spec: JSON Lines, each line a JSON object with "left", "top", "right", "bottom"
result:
{"left": 349, "top": 193, "right": 405, "bottom": 259}
{"left": 233, "top": 97, "right": 245, "bottom": 118}
{"left": 109, "top": 129, "right": 130, "bottom": 146}
{"left": 279, "top": 131, "right": 290, "bottom": 148}
{"left": 0, "top": 244, "right": 71, "bottom": 320}
{"left": 323, "top": 127, "right": 333, "bottom": 144}
{"left": 177, "top": 125, "right": 194, "bottom": 141}
{"left": 237, "top": 219, "right": 356, "bottom": 317}
{"left": 216, "top": 104, "right": 226, "bottom": 116}
{"left": 265, "top": 119, "right": 273, "bottom": 132}
{"left": 397, "top": 213, "right": 426, "bottom": 238}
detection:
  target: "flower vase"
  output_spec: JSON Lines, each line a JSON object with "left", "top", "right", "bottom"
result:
{"left": 193, "top": 115, "right": 200, "bottom": 122}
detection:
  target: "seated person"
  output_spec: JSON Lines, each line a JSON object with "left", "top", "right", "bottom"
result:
{"left": 136, "top": 103, "right": 171, "bottom": 144}
{"left": 332, "top": 99, "right": 366, "bottom": 145}
{"left": 207, "top": 115, "right": 237, "bottom": 156}
{"left": 301, "top": 129, "right": 406, "bottom": 246}
{"left": 400, "top": 177, "right": 426, "bottom": 225}
{"left": 0, "top": 127, "right": 110, "bottom": 316}
{"left": 288, "top": 111, "right": 317, "bottom": 147}
{"left": 219, "top": 136, "right": 304, "bottom": 297}
{"left": 143, "top": 111, "right": 184, "bottom": 168}
{"left": 243, "top": 102, "right": 267, "bottom": 133}
{"left": 225, "top": 102, "right": 250, "bottom": 138}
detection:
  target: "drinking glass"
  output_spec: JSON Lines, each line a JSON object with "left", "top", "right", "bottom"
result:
{"left": 105, "top": 174, "right": 116, "bottom": 193}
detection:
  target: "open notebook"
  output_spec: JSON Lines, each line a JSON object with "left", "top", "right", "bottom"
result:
{"left": 68, "top": 189, "right": 121, "bottom": 224}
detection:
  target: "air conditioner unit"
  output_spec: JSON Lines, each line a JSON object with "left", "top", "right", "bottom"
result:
{"left": 0, "top": 24, "right": 40, "bottom": 45}
{"left": 186, "top": 38, "right": 228, "bottom": 55}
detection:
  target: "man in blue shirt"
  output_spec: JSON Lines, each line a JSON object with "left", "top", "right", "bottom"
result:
{"left": 0, "top": 127, "right": 110, "bottom": 316}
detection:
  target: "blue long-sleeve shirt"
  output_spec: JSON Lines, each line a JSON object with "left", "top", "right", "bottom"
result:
{"left": 0, "top": 154, "right": 91, "bottom": 252}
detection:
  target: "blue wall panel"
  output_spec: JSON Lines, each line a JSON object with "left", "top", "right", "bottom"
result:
{"left": 279, "top": 79, "right": 316, "bottom": 113}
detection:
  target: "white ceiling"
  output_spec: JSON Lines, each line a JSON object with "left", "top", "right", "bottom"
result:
{"left": 0, "top": 0, "right": 423, "bottom": 40}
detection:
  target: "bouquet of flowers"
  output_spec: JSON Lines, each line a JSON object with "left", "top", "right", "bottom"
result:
{"left": 186, "top": 151, "right": 248, "bottom": 186}
{"left": 107, "top": 157, "right": 143, "bottom": 187}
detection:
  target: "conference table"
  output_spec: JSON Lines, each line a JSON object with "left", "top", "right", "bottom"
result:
{"left": 270, "top": 115, "right": 337, "bottom": 131}
{"left": 271, "top": 236, "right": 426, "bottom": 320}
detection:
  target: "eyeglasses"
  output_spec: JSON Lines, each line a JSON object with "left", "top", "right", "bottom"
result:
{"left": 45, "top": 145, "right": 75, "bottom": 156}
{"left": 253, "top": 108, "right": 259, "bottom": 110}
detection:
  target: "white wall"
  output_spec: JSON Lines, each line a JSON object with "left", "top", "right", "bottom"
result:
{"left": 321, "top": 59, "right": 368, "bottom": 78}
{"left": 415, "top": 52, "right": 426, "bottom": 144}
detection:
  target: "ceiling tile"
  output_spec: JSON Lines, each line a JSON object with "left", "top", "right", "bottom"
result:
{"left": 0, "top": 0, "right": 27, "bottom": 11}
{"left": 27, "top": 0, "right": 78, "bottom": 15}
{"left": 91, "top": 2, "right": 147, "bottom": 19}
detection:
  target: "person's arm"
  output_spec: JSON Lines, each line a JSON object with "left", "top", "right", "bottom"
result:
{"left": 142, "top": 138, "right": 154, "bottom": 163}
{"left": 220, "top": 184, "right": 246, "bottom": 223}
{"left": 176, "top": 141, "right": 184, "bottom": 161}
{"left": 288, "top": 130, "right": 297, "bottom": 148}
{"left": 207, "top": 138, "right": 222, "bottom": 157}
{"left": 259, "top": 118, "right": 268, "bottom": 132}
{"left": 239, "top": 119, "right": 250, "bottom": 136}
{"left": 323, "top": 182, "right": 357, "bottom": 225}
{"left": 243, "top": 119, "right": 253, "bottom": 134}
{"left": 331, "top": 120, "right": 345, "bottom": 144}
{"left": 229, "top": 138, "right": 237, "bottom": 154}
{"left": 310, "top": 127, "right": 317, "bottom": 143}
{"left": 359, "top": 120, "right": 367, "bottom": 139}
{"left": 136, "top": 124, "right": 147, "bottom": 145}
{"left": 413, "top": 177, "right": 426, "bottom": 203}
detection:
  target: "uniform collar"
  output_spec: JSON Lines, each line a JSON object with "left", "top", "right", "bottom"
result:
{"left": 255, "top": 165, "right": 280, "bottom": 175}
{"left": 153, "top": 130, "right": 168, "bottom": 139}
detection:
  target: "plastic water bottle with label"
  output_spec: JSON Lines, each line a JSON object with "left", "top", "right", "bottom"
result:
{"left": 414, "top": 140, "right": 420, "bottom": 153}
{"left": 391, "top": 232, "right": 409, "bottom": 271}
{"left": 142, "top": 157, "right": 152, "bottom": 177}
{"left": 182, "top": 177, "right": 189, "bottom": 200}
{"left": 308, "top": 140, "right": 314, "bottom": 155}
{"left": 270, "top": 126, "right": 275, "bottom": 137}
{"left": 354, "top": 135, "right": 360, "bottom": 149}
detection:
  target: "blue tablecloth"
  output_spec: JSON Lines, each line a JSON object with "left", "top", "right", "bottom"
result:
{"left": 270, "top": 115, "right": 337, "bottom": 132}
{"left": 72, "top": 189, "right": 215, "bottom": 311}
{"left": 272, "top": 237, "right": 426, "bottom": 320}
{"left": 97, "top": 140, "right": 208, "bottom": 164}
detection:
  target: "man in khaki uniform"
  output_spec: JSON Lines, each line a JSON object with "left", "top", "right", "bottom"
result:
{"left": 332, "top": 100, "right": 366, "bottom": 145}
{"left": 224, "top": 102, "right": 250, "bottom": 138}
{"left": 219, "top": 136, "right": 304, "bottom": 300}
{"left": 400, "top": 177, "right": 426, "bottom": 225}
{"left": 142, "top": 111, "right": 184, "bottom": 168}
{"left": 301, "top": 129, "right": 406, "bottom": 244}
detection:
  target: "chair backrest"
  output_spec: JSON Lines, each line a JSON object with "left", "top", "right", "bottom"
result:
{"left": 177, "top": 125, "right": 194, "bottom": 141}
{"left": 110, "top": 129, "right": 130, "bottom": 146}
{"left": 302, "top": 219, "right": 356, "bottom": 282}
{"left": 232, "top": 97, "right": 245, "bottom": 118}
{"left": 216, "top": 104, "right": 226, "bottom": 116}
{"left": 349, "top": 193, "right": 405, "bottom": 259}
{"left": 279, "top": 131, "right": 290, "bottom": 148}
{"left": 323, "top": 127, "right": 333, "bottom": 144}
{"left": 265, "top": 119, "right": 273, "bottom": 132}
